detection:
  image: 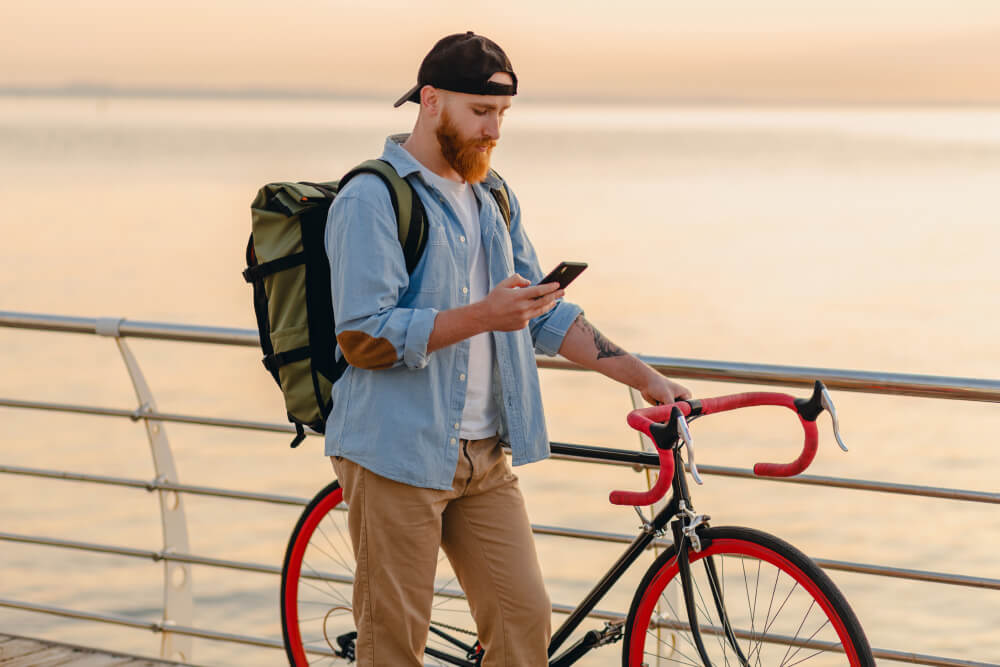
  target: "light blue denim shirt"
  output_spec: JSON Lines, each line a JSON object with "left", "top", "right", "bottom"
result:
{"left": 324, "top": 135, "right": 583, "bottom": 490}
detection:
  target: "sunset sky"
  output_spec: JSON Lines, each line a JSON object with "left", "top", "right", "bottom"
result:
{"left": 4, "top": 0, "right": 1000, "bottom": 103}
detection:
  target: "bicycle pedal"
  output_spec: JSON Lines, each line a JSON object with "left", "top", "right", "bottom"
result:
{"left": 335, "top": 630, "right": 357, "bottom": 661}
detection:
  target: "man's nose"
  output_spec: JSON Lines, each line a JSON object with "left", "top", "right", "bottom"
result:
{"left": 483, "top": 116, "right": 501, "bottom": 141}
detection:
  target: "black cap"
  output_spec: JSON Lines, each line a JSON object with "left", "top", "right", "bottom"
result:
{"left": 393, "top": 31, "right": 517, "bottom": 107}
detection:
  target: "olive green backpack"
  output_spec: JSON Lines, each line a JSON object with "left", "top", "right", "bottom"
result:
{"left": 244, "top": 160, "right": 511, "bottom": 447}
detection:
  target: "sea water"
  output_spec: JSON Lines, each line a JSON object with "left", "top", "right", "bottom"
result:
{"left": 0, "top": 96, "right": 998, "bottom": 665}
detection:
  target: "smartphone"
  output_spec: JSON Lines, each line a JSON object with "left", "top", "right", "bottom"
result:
{"left": 535, "top": 261, "right": 588, "bottom": 291}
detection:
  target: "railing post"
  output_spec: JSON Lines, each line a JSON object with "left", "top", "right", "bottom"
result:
{"left": 97, "top": 318, "right": 193, "bottom": 662}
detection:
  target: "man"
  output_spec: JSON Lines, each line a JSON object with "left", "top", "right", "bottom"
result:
{"left": 325, "top": 31, "right": 690, "bottom": 666}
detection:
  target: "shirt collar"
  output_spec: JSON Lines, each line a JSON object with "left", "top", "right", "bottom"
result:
{"left": 381, "top": 134, "right": 504, "bottom": 191}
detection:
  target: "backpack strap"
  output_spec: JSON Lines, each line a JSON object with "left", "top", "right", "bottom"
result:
{"left": 338, "top": 159, "right": 428, "bottom": 274}
{"left": 488, "top": 168, "right": 512, "bottom": 232}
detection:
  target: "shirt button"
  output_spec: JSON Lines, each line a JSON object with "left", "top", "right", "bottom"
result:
{"left": 459, "top": 373, "right": 466, "bottom": 381}
{"left": 454, "top": 423, "right": 460, "bottom": 430}
{"left": 460, "top": 235, "right": 466, "bottom": 243}
{"left": 450, "top": 437, "right": 457, "bottom": 445}
{"left": 462, "top": 286, "right": 469, "bottom": 294}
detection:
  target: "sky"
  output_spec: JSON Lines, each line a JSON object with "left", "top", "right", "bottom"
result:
{"left": 3, "top": 0, "right": 1000, "bottom": 104}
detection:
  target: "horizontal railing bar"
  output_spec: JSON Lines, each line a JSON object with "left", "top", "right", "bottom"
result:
{"left": 0, "top": 397, "right": 295, "bottom": 434}
{"left": 0, "top": 311, "right": 259, "bottom": 346}
{"left": 870, "top": 648, "right": 998, "bottom": 667}
{"left": 166, "top": 624, "right": 288, "bottom": 651}
{"left": 4, "top": 431, "right": 998, "bottom": 507}
{"left": 542, "top": 356, "right": 1000, "bottom": 403}
{"left": 649, "top": 617, "right": 998, "bottom": 667}
{"left": 812, "top": 557, "right": 1000, "bottom": 590}
{"left": 0, "top": 531, "right": 283, "bottom": 576}
{"left": 675, "top": 463, "right": 1000, "bottom": 505}
{"left": 4, "top": 529, "right": 997, "bottom": 592}
{"left": 546, "top": 442, "right": 1000, "bottom": 505}
{"left": 1, "top": 596, "right": 987, "bottom": 667}
{"left": 0, "top": 597, "right": 156, "bottom": 631}
{"left": 0, "top": 533, "right": 609, "bottom": 620}
{"left": 530, "top": 523, "right": 669, "bottom": 549}
{"left": 0, "top": 464, "right": 310, "bottom": 506}
{"left": 0, "top": 597, "right": 324, "bottom": 655}
{"left": 3, "top": 310, "right": 998, "bottom": 401}
{"left": 167, "top": 623, "right": 293, "bottom": 652}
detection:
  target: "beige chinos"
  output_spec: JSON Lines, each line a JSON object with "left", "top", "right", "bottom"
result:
{"left": 331, "top": 435, "right": 551, "bottom": 666}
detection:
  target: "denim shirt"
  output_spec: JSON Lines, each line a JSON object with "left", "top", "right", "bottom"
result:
{"left": 324, "top": 135, "right": 583, "bottom": 490}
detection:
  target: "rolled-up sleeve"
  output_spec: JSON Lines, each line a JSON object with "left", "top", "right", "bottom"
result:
{"left": 327, "top": 178, "right": 438, "bottom": 370}
{"left": 502, "top": 183, "right": 584, "bottom": 356}
{"left": 531, "top": 300, "right": 583, "bottom": 357}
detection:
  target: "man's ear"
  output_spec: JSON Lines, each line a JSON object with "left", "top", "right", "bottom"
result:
{"left": 420, "top": 85, "right": 442, "bottom": 116}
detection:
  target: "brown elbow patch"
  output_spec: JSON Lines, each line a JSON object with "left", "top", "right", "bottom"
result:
{"left": 336, "top": 331, "right": 397, "bottom": 370}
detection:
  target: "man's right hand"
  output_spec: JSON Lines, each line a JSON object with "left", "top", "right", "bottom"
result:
{"left": 427, "top": 275, "right": 564, "bottom": 355}
{"left": 479, "top": 274, "right": 564, "bottom": 332}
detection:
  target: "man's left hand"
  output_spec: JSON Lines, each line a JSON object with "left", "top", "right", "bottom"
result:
{"left": 640, "top": 374, "right": 692, "bottom": 406}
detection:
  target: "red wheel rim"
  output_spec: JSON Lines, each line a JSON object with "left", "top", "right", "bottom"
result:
{"left": 284, "top": 485, "right": 344, "bottom": 666}
{"left": 628, "top": 538, "right": 862, "bottom": 666}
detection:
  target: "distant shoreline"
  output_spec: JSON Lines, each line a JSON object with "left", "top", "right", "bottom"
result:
{"left": 3, "top": 84, "right": 999, "bottom": 109}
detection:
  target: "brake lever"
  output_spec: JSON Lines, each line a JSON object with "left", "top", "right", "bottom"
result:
{"left": 676, "top": 413, "right": 703, "bottom": 485}
{"left": 819, "top": 384, "right": 849, "bottom": 452}
{"left": 795, "top": 380, "right": 849, "bottom": 454}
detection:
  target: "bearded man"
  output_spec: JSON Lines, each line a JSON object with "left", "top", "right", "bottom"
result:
{"left": 325, "top": 31, "right": 690, "bottom": 666}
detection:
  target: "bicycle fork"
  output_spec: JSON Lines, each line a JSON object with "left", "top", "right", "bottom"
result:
{"left": 671, "top": 516, "right": 750, "bottom": 667}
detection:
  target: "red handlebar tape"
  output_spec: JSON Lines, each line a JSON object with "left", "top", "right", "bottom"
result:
{"left": 611, "top": 392, "right": 819, "bottom": 506}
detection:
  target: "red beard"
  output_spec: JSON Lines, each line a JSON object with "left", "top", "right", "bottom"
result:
{"left": 435, "top": 110, "right": 497, "bottom": 183}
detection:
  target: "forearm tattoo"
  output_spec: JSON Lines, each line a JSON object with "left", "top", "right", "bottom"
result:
{"left": 575, "top": 316, "right": 626, "bottom": 361}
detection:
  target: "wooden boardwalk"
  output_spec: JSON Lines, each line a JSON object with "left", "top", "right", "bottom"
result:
{"left": 0, "top": 634, "right": 199, "bottom": 666}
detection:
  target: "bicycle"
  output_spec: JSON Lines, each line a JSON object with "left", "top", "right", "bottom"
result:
{"left": 280, "top": 380, "right": 875, "bottom": 666}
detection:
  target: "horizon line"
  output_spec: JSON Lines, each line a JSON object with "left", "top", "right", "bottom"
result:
{"left": 3, "top": 83, "right": 1000, "bottom": 109}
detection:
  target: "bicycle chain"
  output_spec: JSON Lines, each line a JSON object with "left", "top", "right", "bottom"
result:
{"left": 430, "top": 619, "right": 479, "bottom": 637}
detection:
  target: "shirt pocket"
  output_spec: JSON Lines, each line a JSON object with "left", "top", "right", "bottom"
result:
{"left": 408, "top": 231, "right": 453, "bottom": 295}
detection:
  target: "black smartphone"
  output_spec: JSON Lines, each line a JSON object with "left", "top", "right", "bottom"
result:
{"left": 535, "top": 261, "right": 588, "bottom": 291}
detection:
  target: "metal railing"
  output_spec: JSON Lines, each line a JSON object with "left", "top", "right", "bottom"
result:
{"left": 1, "top": 310, "right": 998, "bottom": 667}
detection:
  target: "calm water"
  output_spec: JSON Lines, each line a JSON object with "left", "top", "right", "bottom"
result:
{"left": 1, "top": 96, "right": 998, "bottom": 665}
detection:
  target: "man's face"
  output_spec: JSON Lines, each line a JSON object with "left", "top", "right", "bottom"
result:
{"left": 433, "top": 73, "right": 512, "bottom": 183}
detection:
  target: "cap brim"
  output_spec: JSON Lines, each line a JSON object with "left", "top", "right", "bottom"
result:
{"left": 392, "top": 84, "right": 422, "bottom": 108}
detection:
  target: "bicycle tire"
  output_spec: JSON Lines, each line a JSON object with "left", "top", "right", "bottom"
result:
{"left": 622, "top": 526, "right": 874, "bottom": 667}
{"left": 280, "top": 480, "right": 480, "bottom": 666}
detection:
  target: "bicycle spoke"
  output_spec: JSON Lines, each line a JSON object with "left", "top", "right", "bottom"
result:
{"left": 741, "top": 556, "right": 757, "bottom": 659}
{"left": 785, "top": 645, "right": 831, "bottom": 667}
{"left": 297, "top": 598, "right": 350, "bottom": 606}
{"left": 647, "top": 604, "right": 702, "bottom": 666}
{"left": 298, "top": 612, "right": 345, "bottom": 623}
{"left": 781, "top": 614, "right": 832, "bottom": 667}
{"left": 752, "top": 559, "right": 761, "bottom": 635}
{"left": 690, "top": 569, "right": 729, "bottom": 658}
{"left": 301, "top": 648, "right": 339, "bottom": 664}
{"left": 306, "top": 530, "right": 353, "bottom": 579}
{"left": 746, "top": 567, "right": 785, "bottom": 666}
{"left": 704, "top": 557, "right": 738, "bottom": 665}
{"left": 318, "top": 517, "right": 355, "bottom": 574}
{"left": 431, "top": 577, "right": 460, "bottom": 607}
{"left": 300, "top": 559, "right": 351, "bottom": 604}
{"left": 779, "top": 599, "right": 817, "bottom": 666}
{"left": 655, "top": 584, "right": 705, "bottom": 659}
{"left": 298, "top": 575, "right": 347, "bottom": 603}
{"left": 644, "top": 648, "right": 703, "bottom": 667}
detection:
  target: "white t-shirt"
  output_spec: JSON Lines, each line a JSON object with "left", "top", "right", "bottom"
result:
{"left": 417, "top": 166, "right": 499, "bottom": 440}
